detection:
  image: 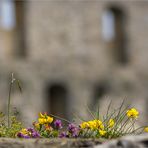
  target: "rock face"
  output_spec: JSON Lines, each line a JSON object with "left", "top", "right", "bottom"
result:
{"left": 95, "top": 134, "right": 148, "bottom": 148}
{"left": 0, "top": 134, "right": 148, "bottom": 148}
{"left": 0, "top": 138, "right": 101, "bottom": 148}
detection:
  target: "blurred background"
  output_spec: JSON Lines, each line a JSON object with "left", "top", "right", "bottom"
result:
{"left": 0, "top": 0, "right": 148, "bottom": 125}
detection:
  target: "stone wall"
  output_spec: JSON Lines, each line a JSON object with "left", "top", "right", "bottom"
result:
{"left": 0, "top": 1, "right": 148, "bottom": 125}
{"left": 1, "top": 134, "right": 148, "bottom": 148}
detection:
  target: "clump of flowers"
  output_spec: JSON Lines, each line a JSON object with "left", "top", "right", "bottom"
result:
{"left": 79, "top": 119, "right": 107, "bottom": 138}
{"left": 58, "top": 123, "right": 80, "bottom": 138}
{"left": 16, "top": 100, "right": 148, "bottom": 139}
{"left": 38, "top": 112, "right": 53, "bottom": 125}
{"left": 17, "top": 112, "right": 81, "bottom": 138}
{"left": 17, "top": 112, "right": 65, "bottom": 138}
{"left": 32, "top": 112, "right": 60, "bottom": 138}
{"left": 17, "top": 128, "right": 40, "bottom": 138}
{"left": 78, "top": 101, "right": 148, "bottom": 139}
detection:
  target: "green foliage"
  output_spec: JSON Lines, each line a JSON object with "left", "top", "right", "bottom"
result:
{"left": 0, "top": 73, "right": 23, "bottom": 138}
{"left": 0, "top": 111, "right": 23, "bottom": 137}
{"left": 40, "top": 130, "right": 59, "bottom": 138}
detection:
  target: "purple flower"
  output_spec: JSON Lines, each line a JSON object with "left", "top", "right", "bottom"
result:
{"left": 68, "top": 123, "right": 79, "bottom": 137}
{"left": 59, "top": 132, "right": 67, "bottom": 138}
{"left": 17, "top": 132, "right": 24, "bottom": 138}
{"left": 23, "top": 135, "right": 30, "bottom": 139}
{"left": 54, "top": 119, "right": 62, "bottom": 130}
{"left": 31, "top": 131, "right": 40, "bottom": 138}
{"left": 17, "top": 127, "right": 40, "bottom": 138}
{"left": 27, "top": 128, "right": 40, "bottom": 138}
{"left": 17, "top": 132, "right": 30, "bottom": 139}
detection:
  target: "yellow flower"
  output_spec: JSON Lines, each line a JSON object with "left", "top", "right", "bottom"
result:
{"left": 108, "top": 119, "right": 115, "bottom": 128}
{"left": 38, "top": 112, "right": 53, "bottom": 124}
{"left": 126, "top": 108, "right": 139, "bottom": 119}
{"left": 38, "top": 118, "right": 45, "bottom": 124}
{"left": 87, "top": 120, "right": 104, "bottom": 130}
{"left": 80, "top": 122, "right": 89, "bottom": 129}
{"left": 33, "top": 122, "right": 40, "bottom": 130}
{"left": 144, "top": 127, "right": 148, "bottom": 132}
{"left": 88, "top": 120, "right": 98, "bottom": 130}
{"left": 39, "top": 112, "right": 45, "bottom": 118}
{"left": 21, "top": 128, "right": 28, "bottom": 135}
{"left": 96, "top": 120, "right": 104, "bottom": 130}
{"left": 47, "top": 116, "right": 53, "bottom": 123}
{"left": 99, "top": 130, "right": 106, "bottom": 136}
{"left": 80, "top": 119, "right": 104, "bottom": 130}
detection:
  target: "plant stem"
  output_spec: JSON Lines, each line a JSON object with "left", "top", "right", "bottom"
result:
{"left": 7, "top": 73, "right": 15, "bottom": 128}
{"left": 8, "top": 82, "right": 12, "bottom": 128}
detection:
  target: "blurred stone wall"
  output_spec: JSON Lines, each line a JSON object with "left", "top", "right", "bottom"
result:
{"left": 0, "top": 1, "right": 148, "bottom": 125}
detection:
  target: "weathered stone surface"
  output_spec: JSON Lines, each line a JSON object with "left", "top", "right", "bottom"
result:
{"left": 1, "top": 134, "right": 148, "bottom": 148}
{"left": 0, "top": 138, "right": 101, "bottom": 148}
{"left": 95, "top": 134, "right": 148, "bottom": 148}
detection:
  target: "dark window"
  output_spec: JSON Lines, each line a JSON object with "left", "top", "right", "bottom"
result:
{"left": 46, "top": 83, "right": 68, "bottom": 118}
{"left": 92, "top": 82, "right": 108, "bottom": 108}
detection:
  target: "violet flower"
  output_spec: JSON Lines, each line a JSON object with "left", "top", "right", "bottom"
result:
{"left": 17, "top": 132, "right": 30, "bottom": 139}
{"left": 54, "top": 119, "right": 62, "bottom": 130}
{"left": 28, "top": 128, "right": 40, "bottom": 138}
{"left": 59, "top": 132, "right": 67, "bottom": 138}
{"left": 68, "top": 123, "right": 79, "bottom": 137}
{"left": 17, "top": 127, "right": 40, "bottom": 138}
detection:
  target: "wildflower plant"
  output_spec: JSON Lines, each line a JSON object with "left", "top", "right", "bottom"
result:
{"left": 0, "top": 73, "right": 23, "bottom": 138}
{"left": 17, "top": 128, "right": 40, "bottom": 138}
{"left": 19, "top": 112, "right": 62, "bottom": 138}
{"left": 78, "top": 100, "right": 146, "bottom": 139}
{"left": 17, "top": 111, "right": 81, "bottom": 138}
{"left": 0, "top": 110, "right": 23, "bottom": 137}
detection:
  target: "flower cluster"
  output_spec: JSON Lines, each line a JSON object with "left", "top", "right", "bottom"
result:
{"left": 80, "top": 120, "right": 104, "bottom": 130}
{"left": 34, "top": 112, "right": 62, "bottom": 138}
{"left": 78, "top": 107, "right": 147, "bottom": 139}
{"left": 58, "top": 123, "right": 80, "bottom": 138}
{"left": 16, "top": 106, "right": 148, "bottom": 139}
{"left": 17, "top": 112, "right": 62, "bottom": 138}
{"left": 17, "top": 112, "right": 81, "bottom": 138}
{"left": 17, "top": 128, "right": 40, "bottom": 138}
{"left": 79, "top": 118, "right": 116, "bottom": 137}
{"left": 38, "top": 112, "right": 53, "bottom": 124}
{"left": 79, "top": 119, "right": 109, "bottom": 138}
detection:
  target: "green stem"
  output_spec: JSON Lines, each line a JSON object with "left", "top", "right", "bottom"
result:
{"left": 7, "top": 73, "right": 15, "bottom": 128}
{"left": 8, "top": 81, "right": 12, "bottom": 128}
